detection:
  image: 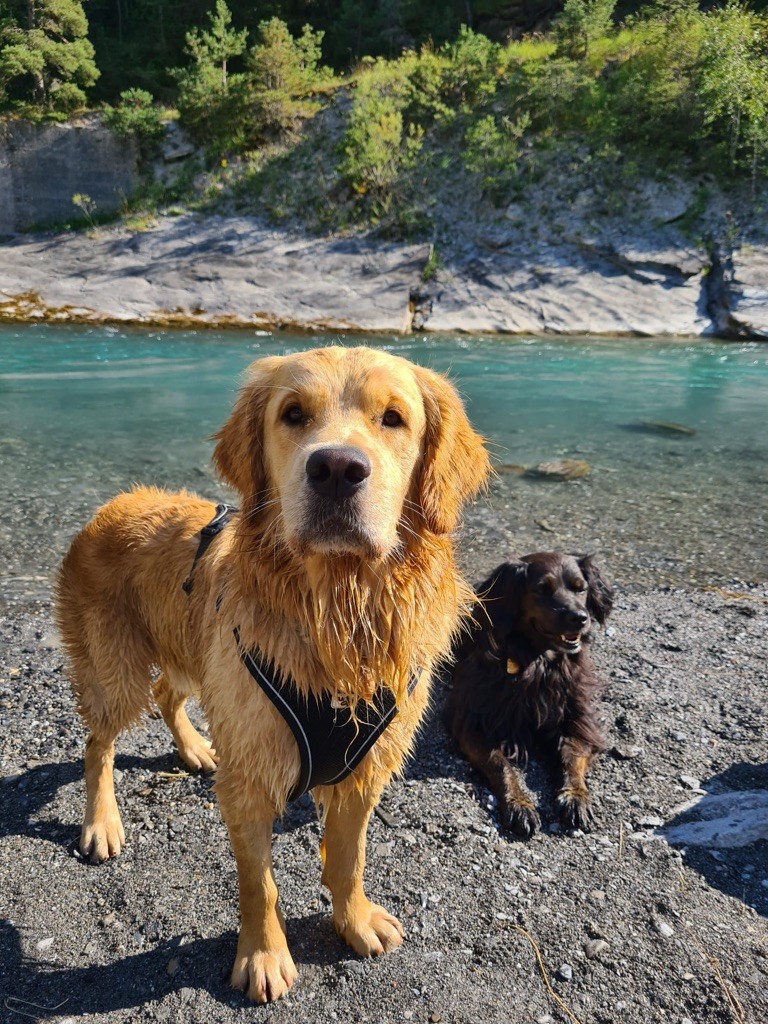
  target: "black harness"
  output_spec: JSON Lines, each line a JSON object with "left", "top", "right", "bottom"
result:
{"left": 182, "top": 503, "right": 239, "bottom": 594}
{"left": 183, "top": 506, "right": 416, "bottom": 802}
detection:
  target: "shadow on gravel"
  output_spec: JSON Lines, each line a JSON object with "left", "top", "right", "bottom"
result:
{"left": 663, "top": 761, "right": 768, "bottom": 918}
{"left": 3, "top": 754, "right": 314, "bottom": 850}
{"left": 0, "top": 913, "right": 345, "bottom": 1018}
{"left": 2, "top": 754, "right": 183, "bottom": 847}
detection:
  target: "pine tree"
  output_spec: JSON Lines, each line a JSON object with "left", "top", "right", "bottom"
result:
{"left": 0, "top": 0, "right": 99, "bottom": 111}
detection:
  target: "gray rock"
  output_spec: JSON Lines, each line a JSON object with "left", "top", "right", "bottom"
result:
{"left": 584, "top": 939, "right": 609, "bottom": 959}
{"left": 556, "top": 963, "right": 573, "bottom": 982}
{"left": 160, "top": 123, "right": 196, "bottom": 163}
{"left": 0, "top": 215, "right": 428, "bottom": 333}
{"left": 679, "top": 774, "right": 702, "bottom": 791}
{"left": 637, "top": 815, "right": 665, "bottom": 828}
{"left": 0, "top": 116, "right": 138, "bottom": 234}
{"left": 726, "top": 246, "right": 768, "bottom": 338}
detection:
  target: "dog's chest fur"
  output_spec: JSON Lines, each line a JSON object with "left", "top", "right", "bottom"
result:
{"left": 467, "top": 640, "right": 594, "bottom": 758}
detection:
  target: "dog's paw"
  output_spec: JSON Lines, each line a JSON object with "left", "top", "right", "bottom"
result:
{"left": 502, "top": 801, "right": 540, "bottom": 840}
{"left": 336, "top": 901, "right": 405, "bottom": 957}
{"left": 176, "top": 734, "right": 218, "bottom": 773}
{"left": 557, "top": 789, "right": 596, "bottom": 832}
{"left": 231, "top": 946, "right": 297, "bottom": 1003}
{"left": 80, "top": 813, "right": 125, "bottom": 864}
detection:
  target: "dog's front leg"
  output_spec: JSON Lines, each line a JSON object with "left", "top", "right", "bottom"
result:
{"left": 557, "top": 736, "right": 597, "bottom": 831}
{"left": 226, "top": 819, "right": 297, "bottom": 1003}
{"left": 320, "top": 785, "right": 404, "bottom": 957}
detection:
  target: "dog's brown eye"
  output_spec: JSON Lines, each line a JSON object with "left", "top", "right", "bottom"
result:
{"left": 282, "top": 404, "right": 304, "bottom": 426}
{"left": 382, "top": 409, "right": 404, "bottom": 428}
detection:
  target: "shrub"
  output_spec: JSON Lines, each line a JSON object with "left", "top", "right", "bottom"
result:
{"left": 102, "top": 88, "right": 166, "bottom": 153}
{"left": 463, "top": 112, "right": 529, "bottom": 199}
{"left": 338, "top": 65, "right": 423, "bottom": 216}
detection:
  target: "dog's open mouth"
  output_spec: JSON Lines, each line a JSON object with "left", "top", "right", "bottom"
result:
{"left": 532, "top": 620, "right": 585, "bottom": 652}
{"left": 559, "top": 632, "right": 583, "bottom": 651}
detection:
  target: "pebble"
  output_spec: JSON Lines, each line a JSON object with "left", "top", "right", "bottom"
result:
{"left": 555, "top": 963, "right": 573, "bottom": 982}
{"left": 584, "top": 939, "right": 609, "bottom": 959}
{"left": 673, "top": 732, "right": 688, "bottom": 742}
{"left": 36, "top": 936, "right": 54, "bottom": 951}
{"left": 657, "top": 921, "right": 675, "bottom": 938}
{"left": 611, "top": 744, "right": 642, "bottom": 760}
{"left": 679, "top": 774, "right": 702, "bottom": 790}
{"left": 342, "top": 959, "right": 366, "bottom": 976}
{"left": 589, "top": 890, "right": 606, "bottom": 901}
{"left": 637, "top": 815, "right": 665, "bottom": 828}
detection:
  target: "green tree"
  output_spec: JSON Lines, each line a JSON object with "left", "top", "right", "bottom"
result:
{"left": 246, "top": 18, "right": 332, "bottom": 138}
{"left": 186, "top": 0, "right": 247, "bottom": 90}
{"left": 697, "top": 0, "right": 768, "bottom": 183}
{"left": 553, "top": 0, "right": 616, "bottom": 60}
{"left": 0, "top": 0, "right": 99, "bottom": 111}
{"left": 174, "top": 0, "right": 249, "bottom": 152}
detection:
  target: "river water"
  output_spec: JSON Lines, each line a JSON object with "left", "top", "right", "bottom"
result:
{"left": 1, "top": 325, "right": 766, "bottom": 602}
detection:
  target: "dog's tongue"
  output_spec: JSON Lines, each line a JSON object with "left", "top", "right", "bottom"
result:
{"left": 563, "top": 633, "right": 580, "bottom": 643}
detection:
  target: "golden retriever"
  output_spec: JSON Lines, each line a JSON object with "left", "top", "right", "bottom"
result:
{"left": 55, "top": 345, "right": 489, "bottom": 1002}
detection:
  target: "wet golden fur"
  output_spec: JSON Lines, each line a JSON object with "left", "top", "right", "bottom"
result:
{"left": 55, "top": 345, "right": 489, "bottom": 1002}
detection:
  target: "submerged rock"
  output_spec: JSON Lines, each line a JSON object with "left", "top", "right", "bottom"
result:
{"left": 633, "top": 420, "right": 696, "bottom": 437}
{"left": 525, "top": 459, "right": 591, "bottom": 480}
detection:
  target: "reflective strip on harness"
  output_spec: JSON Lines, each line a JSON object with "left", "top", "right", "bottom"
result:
{"left": 233, "top": 627, "right": 414, "bottom": 802}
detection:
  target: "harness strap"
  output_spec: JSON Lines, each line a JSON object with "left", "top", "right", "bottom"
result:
{"left": 234, "top": 627, "right": 418, "bottom": 801}
{"left": 182, "top": 503, "right": 238, "bottom": 594}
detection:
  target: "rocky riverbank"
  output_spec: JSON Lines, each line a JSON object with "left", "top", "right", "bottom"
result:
{"left": 2, "top": 564, "right": 767, "bottom": 1024}
{"left": 0, "top": 207, "right": 766, "bottom": 338}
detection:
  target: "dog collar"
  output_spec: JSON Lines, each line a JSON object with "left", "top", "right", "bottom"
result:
{"left": 234, "top": 627, "right": 417, "bottom": 801}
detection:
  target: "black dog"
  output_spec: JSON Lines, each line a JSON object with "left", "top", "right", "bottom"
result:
{"left": 447, "top": 552, "right": 613, "bottom": 838}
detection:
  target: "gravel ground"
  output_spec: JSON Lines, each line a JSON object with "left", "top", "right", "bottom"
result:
{"left": 1, "top": 523, "right": 768, "bottom": 1023}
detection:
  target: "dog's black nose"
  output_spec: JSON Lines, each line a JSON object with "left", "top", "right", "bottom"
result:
{"left": 306, "top": 446, "right": 371, "bottom": 499}
{"left": 567, "top": 610, "right": 589, "bottom": 629}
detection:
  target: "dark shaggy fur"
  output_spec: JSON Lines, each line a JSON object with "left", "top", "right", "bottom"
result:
{"left": 446, "top": 552, "right": 613, "bottom": 838}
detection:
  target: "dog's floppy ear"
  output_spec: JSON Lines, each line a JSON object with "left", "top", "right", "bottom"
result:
{"left": 481, "top": 560, "right": 528, "bottom": 625}
{"left": 456, "top": 561, "right": 526, "bottom": 662}
{"left": 414, "top": 365, "right": 490, "bottom": 535}
{"left": 212, "top": 356, "right": 282, "bottom": 500}
{"left": 578, "top": 555, "right": 614, "bottom": 624}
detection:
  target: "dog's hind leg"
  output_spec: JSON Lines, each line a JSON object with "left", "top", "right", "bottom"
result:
{"left": 64, "top": 614, "right": 154, "bottom": 863}
{"left": 81, "top": 731, "right": 125, "bottom": 863}
{"left": 152, "top": 672, "right": 218, "bottom": 772}
{"left": 557, "top": 737, "right": 596, "bottom": 831}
